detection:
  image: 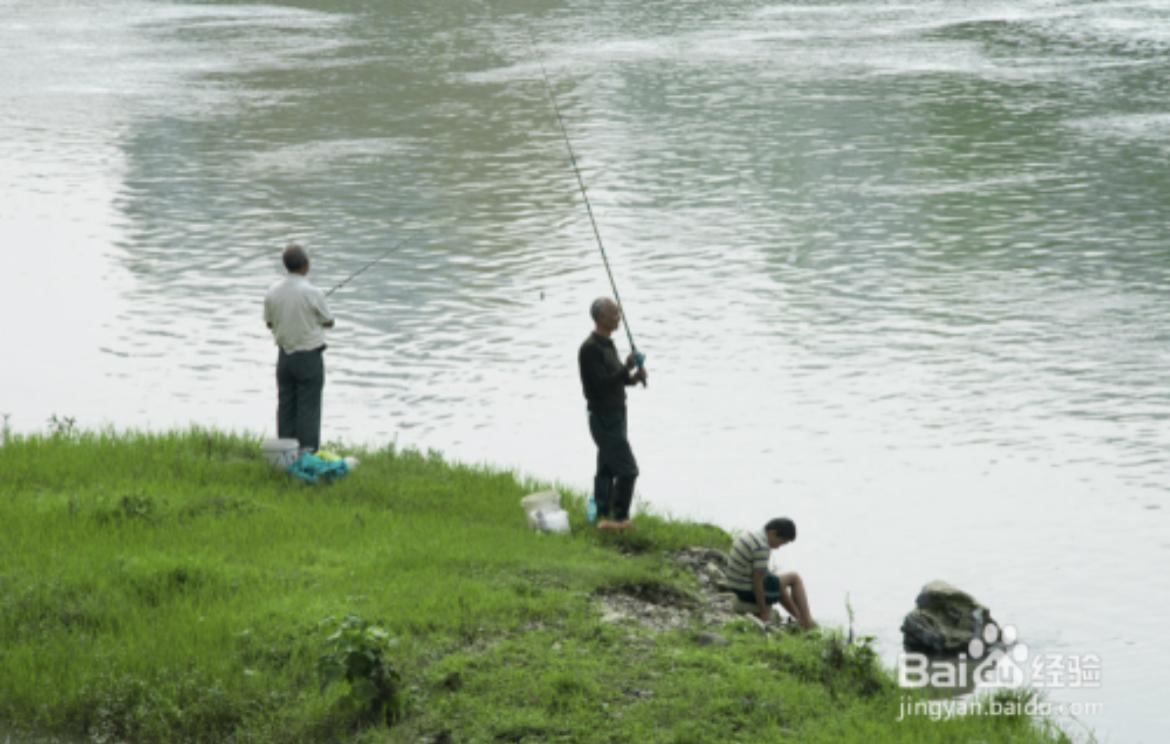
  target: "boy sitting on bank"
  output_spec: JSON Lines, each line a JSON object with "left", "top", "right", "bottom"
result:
{"left": 726, "top": 517, "right": 816, "bottom": 629}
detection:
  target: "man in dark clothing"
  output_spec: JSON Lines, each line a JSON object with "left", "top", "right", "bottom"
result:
{"left": 578, "top": 297, "right": 648, "bottom": 529}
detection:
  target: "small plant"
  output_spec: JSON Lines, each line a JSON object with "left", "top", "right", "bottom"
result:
{"left": 844, "top": 593, "right": 877, "bottom": 661}
{"left": 846, "top": 592, "right": 855, "bottom": 644}
{"left": 317, "top": 614, "right": 406, "bottom": 727}
{"left": 48, "top": 414, "right": 78, "bottom": 439}
{"left": 458, "top": 597, "right": 474, "bottom": 646}
{"left": 94, "top": 494, "right": 158, "bottom": 525}
{"left": 814, "top": 596, "right": 883, "bottom": 698}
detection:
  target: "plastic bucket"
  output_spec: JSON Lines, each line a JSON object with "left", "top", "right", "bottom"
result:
{"left": 537, "top": 509, "right": 571, "bottom": 534}
{"left": 520, "top": 490, "right": 561, "bottom": 513}
{"left": 260, "top": 438, "right": 300, "bottom": 469}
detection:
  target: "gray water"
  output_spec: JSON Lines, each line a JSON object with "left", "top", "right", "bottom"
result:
{"left": 2, "top": 1, "right": 1169, "bottom": 740}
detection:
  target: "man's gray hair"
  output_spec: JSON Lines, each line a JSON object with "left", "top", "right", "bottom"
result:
{"left": 283, "top": 243, "right": 308, "bottom": 272}
{"left": 590, "top": 297, "right": 611, "bottom": 321}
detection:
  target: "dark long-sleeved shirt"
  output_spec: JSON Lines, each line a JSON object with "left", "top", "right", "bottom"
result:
{"left": 578, "top": 332, "right": 634, "bottom": 412}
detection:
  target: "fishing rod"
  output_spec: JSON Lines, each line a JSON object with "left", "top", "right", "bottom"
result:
{"left": 527, "top": 33, "right": 647, "bottom": 378}
{"left": 324, "top": 239, "right": 407, "bottom": 297}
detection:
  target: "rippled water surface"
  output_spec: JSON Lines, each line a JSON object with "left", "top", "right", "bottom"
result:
{"left": 3, "top": 1, "right": 1169, "bottom": 739}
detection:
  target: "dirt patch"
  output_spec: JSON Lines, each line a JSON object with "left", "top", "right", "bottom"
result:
{"left": 599, "top": 580, "right": 695, "bottom": 607}
{"left": 594, "top": 548, "right": 777, "bottom": 633}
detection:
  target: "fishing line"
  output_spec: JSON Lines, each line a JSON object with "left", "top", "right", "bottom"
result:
{"left": 324, "top": 238, "right": 408, "bottom": 298}
{"left": 526, "top": 32, "right": 645, "bottom": 370}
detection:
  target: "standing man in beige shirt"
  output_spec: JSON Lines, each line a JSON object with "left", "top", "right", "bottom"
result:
{"left": 264, "top": 243, "right": 335, "bottom": 453}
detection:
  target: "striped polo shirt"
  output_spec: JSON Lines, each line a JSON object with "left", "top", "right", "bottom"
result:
{"left": 725, "top": 529, "right": 773, "bottom": 591}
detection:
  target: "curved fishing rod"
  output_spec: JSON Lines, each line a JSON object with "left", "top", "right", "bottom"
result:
{"left": 325, "top": 239, "right": 408, "bottom": 297}
{"left": 526, "top": 33, "right": 646, "bottom": 374}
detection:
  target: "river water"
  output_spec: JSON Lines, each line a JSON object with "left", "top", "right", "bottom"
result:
{"left": 2, "top": 1, "right": 1167, "bottom": 740}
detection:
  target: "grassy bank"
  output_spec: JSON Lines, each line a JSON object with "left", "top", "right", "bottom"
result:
{"left": 0, "top": 430, "right": 1071, "bottom": 743}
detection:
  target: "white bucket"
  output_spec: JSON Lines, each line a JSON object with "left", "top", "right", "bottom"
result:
{"left": 532, "top": 508, "right": 571, "bottom": 534}
{"left": 260, "top": 438, "right": 300, "bottom": 469}
{"left": 520, "top": 490, "right": 561, "bottom": 513}
{"left": 521, "top": 491, "right": 569, "bottom": 534}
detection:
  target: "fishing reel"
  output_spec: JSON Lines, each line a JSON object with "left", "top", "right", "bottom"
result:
{"left": 632, "top": 350, "right": 647, "bottom": 387}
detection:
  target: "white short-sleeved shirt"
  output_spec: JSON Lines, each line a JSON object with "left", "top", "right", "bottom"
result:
{"left": 264, "top": 274, "right": 334, "bottom": 353}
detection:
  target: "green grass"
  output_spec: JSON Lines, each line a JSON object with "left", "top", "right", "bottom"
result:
{"left": 0, "top": 429, "right": 1072, "bottom": 743}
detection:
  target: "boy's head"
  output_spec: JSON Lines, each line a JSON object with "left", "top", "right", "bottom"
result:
{"left": 764, "top": 517, "right": 797, "bottom": 548}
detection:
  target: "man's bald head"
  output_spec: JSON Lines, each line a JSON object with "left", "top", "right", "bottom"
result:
{"left": 590, "top": 297, "right": 621, "bottom": 336}
{"left": 590, "top": 297, "right": 615, "bottom": 322}
{"left": 283, "top": 243, "right": 309, "bottom": 274}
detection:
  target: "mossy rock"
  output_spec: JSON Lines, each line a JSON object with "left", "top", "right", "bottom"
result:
{"left": 900, "top": 580, "right": 994, "bottom": 656}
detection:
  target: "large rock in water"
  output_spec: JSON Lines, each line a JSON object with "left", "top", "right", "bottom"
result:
{"left": 901, "top": 581, "right": 994, "bottom": 656}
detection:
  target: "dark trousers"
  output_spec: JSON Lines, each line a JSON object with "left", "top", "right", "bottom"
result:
{"left": 276, "top": 347, "right": 324, "bottom": 452}
{"left": 734, "top": 574, "right": 782, "bottom": 604}
{"left": 588, "top": 408, "right": 639, "bottom": 521}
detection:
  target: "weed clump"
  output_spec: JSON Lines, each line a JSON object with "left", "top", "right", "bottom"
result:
{"left": 178, "top": 495, "right": 261, "bottom": 521}
{"left": 73, "top": 671, "right": 241, "bottom": 744}
{"left": 3, "top": 580, "right": 110, "bottom": 637}
{"left": 317, "top": 614, "right": 406, "bottom": 729}
{"left": 94, "top": 494, "right": 159, "bottom": 525}
{"left": 820, "top": 630, "right": 887, "bottom": 698}
{"left": 124, "top": 564, "right": 212, "bottom": 607}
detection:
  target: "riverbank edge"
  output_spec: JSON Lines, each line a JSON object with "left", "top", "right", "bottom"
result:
{"left": 0, "top": 428, "right": 1074, "bottom": 743}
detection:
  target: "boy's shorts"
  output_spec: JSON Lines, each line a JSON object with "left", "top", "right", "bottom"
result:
{"left": 733, "top": 573, "right": 781, "bottom": 604}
